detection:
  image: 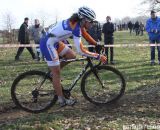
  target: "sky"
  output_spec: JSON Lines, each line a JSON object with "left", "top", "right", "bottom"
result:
{"left": 0, "top": 0, "right": 146, "bottom": 29}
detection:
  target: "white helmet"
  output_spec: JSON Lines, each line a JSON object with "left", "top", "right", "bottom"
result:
{"left": 78, "top": 7, "right": 96, "bottom": 22}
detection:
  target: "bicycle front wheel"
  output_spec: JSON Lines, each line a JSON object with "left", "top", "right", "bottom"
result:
{"left": 11, "top": 70, "right": 57, "bottom": 113}
{"left": 81, "top": 65, "right": 125, "bottom": 105}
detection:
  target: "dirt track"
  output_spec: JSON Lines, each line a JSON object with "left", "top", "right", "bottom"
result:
{"left": 0, "top": 84, "right": 160, "bottom": 126}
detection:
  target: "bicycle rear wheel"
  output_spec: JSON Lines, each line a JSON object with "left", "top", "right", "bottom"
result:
{"left": 81, "top": 65, "right": 125, "bottom": 105}
{"left": 11, "top": 70, "right": 57, "bottom": 113}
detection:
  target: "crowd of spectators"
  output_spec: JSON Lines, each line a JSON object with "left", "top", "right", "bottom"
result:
{"left": 116, "top": 21, "right": 144, "bottom": 36}
{"left": 14, "top": 10, "right": 159, "bottom": 66}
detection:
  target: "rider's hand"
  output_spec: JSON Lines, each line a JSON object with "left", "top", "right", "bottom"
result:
{"left": 99, "top": 55, "right": 107, "bottom": 64}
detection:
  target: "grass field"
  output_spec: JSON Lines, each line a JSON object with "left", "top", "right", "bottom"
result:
{"left": 0, "top": 31, "right": 160, "bottom": 130}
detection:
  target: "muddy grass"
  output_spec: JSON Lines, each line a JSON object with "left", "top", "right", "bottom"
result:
{"left": 0, "top": 84, "right": 160, "bottom": 130}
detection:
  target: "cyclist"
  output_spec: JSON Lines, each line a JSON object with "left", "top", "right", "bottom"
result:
{"left": 40, "top": 6, "right": 107, "bottom": 107}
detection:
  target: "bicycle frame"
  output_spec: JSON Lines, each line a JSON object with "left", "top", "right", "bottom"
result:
{"left": 63, "top": 57, "right": 102, "bottom": 91}
{"left": 40, "top": 57, "right": 101, "bottom": 92}
{"left": 67, "top": 57, "right": 92, "bottom": 91}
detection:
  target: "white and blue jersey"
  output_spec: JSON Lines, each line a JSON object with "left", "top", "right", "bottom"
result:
{"left": 40, "top": 19, "right": 98, "bottom": 66}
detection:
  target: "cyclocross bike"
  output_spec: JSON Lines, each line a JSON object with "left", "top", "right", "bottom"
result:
{"left": 11, "top": 49, "right": 126, "bottom": 113}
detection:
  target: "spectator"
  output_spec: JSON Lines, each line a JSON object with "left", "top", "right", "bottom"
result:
{"left": 146, "top": 10, "right": 160, "bottom": 65}
{"left": 87, "top": 21, "right": 102, "bottom": 52}
{"left": 15, "top": 17, "right": 36, "bottom": 61}
{"left": 134, "top": 21, "right": 140, "bottom": 36}
{"left": 128, "top": 21, "right": 133, "bottom": 35}
{"left": 30, "top": 19, "right": 46, "bottom": 61}
{"left": 102, "top": 16, "right": 115, "bottom": 64}
{"left": 139, "top": 22, "right": 144, "bottom": 36}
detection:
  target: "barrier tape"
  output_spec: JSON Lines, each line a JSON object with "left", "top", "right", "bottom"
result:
{"left": 0, "top": 44, "right": 39, "bottom": 48}
{"left": 84, "top": 44, "right": 160, "bottom": 47}
{"left": 1, "top": 43, "right": 160, "bottom": 48}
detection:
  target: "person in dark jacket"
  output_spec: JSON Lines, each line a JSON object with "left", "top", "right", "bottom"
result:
{"left": 87, "top": 21, "right": 102, "bottom": 52}
{"left": 134, "top": 21, "right": 140, "bottom": 36}
{"left": 102, "top": 16, "right": 115, "bottom": 64}
{"left": 128, "top": 21, "right": 133, "bottom": 35}
{"left": 15, "top": 17, "right": 36, "bottom": 61}
{"left": 146, "top": 10, "right": 160, "bottom": 65}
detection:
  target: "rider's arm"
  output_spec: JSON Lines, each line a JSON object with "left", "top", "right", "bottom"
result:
{"left": 81, "top": 27, "right": 97, "bottom": 46}
{"left": 73, "top": 36, "right": 99, "bottom": 59}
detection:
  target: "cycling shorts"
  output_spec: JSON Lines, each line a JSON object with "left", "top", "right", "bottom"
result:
{"left": 40, "top": 36, "right": 70, "bottom": 66}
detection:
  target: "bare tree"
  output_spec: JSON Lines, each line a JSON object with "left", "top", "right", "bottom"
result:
{"left": 0, "top": 11, "right": 17, "bottom": 43}
{"left": 142, "top": 0, "right": 160, "bottom": 12}
{"left": 2, "top": 11, "right": 15, "bottom": 32}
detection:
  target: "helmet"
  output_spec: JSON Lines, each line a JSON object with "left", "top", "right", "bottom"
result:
{"left": 78, "top": 7, "right": 96, "bottom": 22}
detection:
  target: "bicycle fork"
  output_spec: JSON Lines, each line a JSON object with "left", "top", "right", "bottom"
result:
{"left": 87, "top": 58, "right": 105, "bottom": 88}
{"left": 91, "top": 67, "right": 105, "bottom": 88}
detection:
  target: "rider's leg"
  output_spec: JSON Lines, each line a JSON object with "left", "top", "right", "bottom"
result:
{"left": 48, "top": 50, "right": 76, "bottom": 107}
{"left": 40, "top": 37, "right": 63, "bottom": 97}
{"left": 57, "top": 41, "right": 76, "bottom": 69}
{"left": 60, "top": 48, "right": 76, "bottom": 68}
{"left": 50, "top": 65, "right": 63, "bottom": 96}
{"left": 41, "top": 39, "right": 76, "bottom": 106}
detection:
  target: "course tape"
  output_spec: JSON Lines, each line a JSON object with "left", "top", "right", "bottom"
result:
{"left": 0, "top": 43, "right": 160, "bottom": 48}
